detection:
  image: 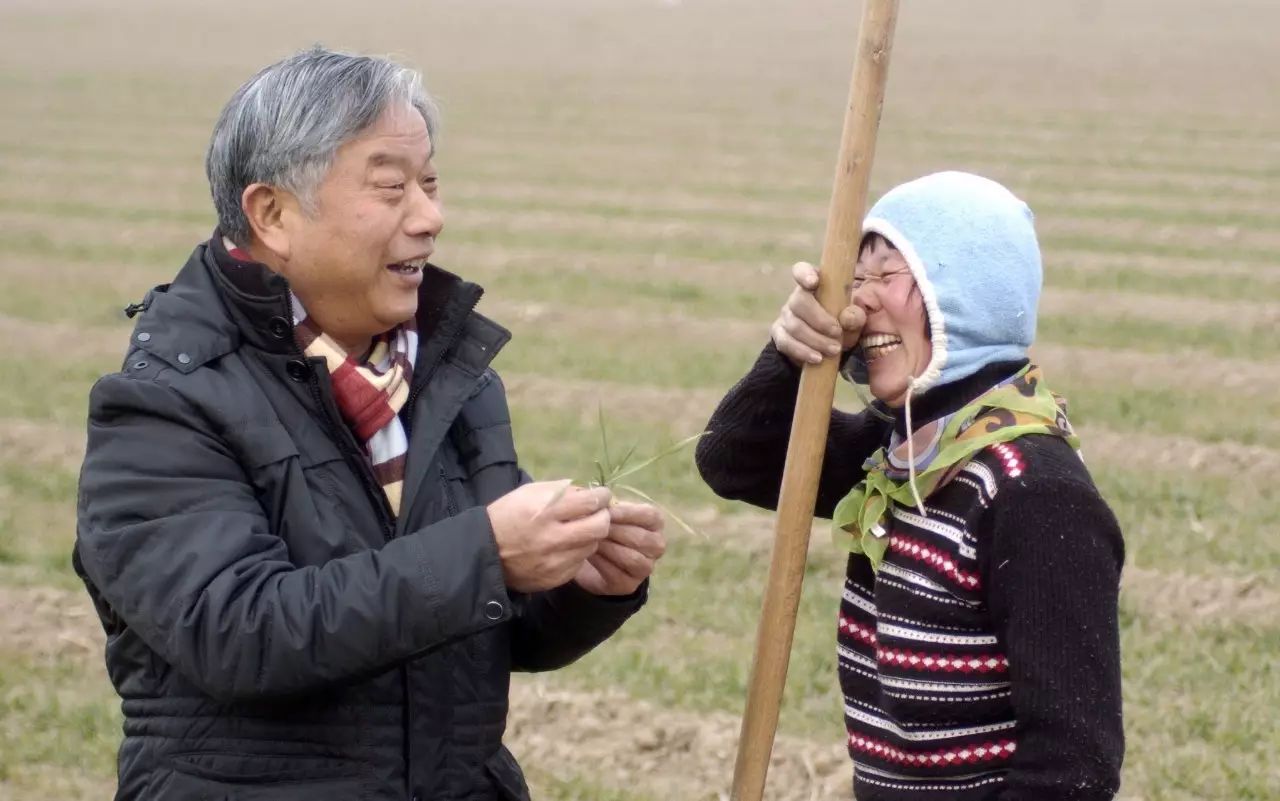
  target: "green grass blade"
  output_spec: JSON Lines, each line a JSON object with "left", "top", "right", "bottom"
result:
{"left": 597, "top": 403, "right": 613, "bottom": 475}
{"left": 609, "top": 443, "right": 639, "bottom": 484}
{"left": 616, "top": 483, "right": 704, "bottom": 539}
{"left": 608, "top": 431, "right": 708, "bottom": 484}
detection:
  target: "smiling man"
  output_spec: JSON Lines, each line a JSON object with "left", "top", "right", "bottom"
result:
{"left": 74, "top": 48, "right": 666, "bottom": 801}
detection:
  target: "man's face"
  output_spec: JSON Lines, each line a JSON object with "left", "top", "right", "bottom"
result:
{"left": 851, "top": 238, "right": 932, "bottom": 408}
{"left": 276, "top": 103, "right": 442, "bottom": 350}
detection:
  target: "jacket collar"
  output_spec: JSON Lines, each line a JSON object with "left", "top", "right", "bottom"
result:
{"left": 126, "top": 244, "right": 240, "bottom": 374}
{"left": 126, "top": 237, "right": 510, "bottom": 378}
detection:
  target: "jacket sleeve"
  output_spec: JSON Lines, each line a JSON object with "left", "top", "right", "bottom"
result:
{"left": 987, "top": 478, "right": 1126, "bottom": 801}
{"left": 75, "top": 373, "right": 510, "bottom": 703}
{"left": 694, "top": 342, "right": 890, "bottom": 518}
{"left": 509, "top": 580, "right": 647, "bottom": 672}
{"left": 499, "top": 466, "right": 646, "bottom": 672}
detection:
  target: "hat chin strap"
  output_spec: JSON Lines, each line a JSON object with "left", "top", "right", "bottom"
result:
{"left": 903, "top": 375, "right": 927, "bottom": 517}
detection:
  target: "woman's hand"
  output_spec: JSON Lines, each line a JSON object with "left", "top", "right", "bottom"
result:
{"left": 770, "top": 261, "right": 866, "bottom": 367}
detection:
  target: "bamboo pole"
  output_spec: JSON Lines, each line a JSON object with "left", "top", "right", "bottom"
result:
{"left": 729, "top": 3, "right": 899, "bottom": 799}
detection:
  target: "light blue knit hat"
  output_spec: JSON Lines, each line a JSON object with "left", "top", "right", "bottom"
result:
{"left": 859, "top": 170, "right": 1042, "bottom": 395}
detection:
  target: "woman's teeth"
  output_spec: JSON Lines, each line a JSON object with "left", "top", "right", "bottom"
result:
{"left": 860, "top": 333, "right": 903, "bottom": 362}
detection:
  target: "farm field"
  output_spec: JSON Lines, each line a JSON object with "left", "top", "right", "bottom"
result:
{"left": 0, "top": 1, "right": 1277, "bottom": 799}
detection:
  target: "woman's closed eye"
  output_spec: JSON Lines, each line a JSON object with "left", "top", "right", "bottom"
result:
{"left": 852, "top": 267, "right": 912, "bottom": 289}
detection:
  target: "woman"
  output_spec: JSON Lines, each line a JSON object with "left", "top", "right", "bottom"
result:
{"left": 696, "top": 171, "right": 1124, "bottom": 800}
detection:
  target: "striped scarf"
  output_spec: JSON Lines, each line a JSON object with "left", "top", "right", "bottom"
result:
{"left": 292, "top": 302, "right": 417, "bottom": 515}
{"left": 224, "top": 240, "right": 417, "bottom": 515}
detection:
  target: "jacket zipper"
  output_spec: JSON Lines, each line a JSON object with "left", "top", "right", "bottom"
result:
{"left": 398, "top": 291, "right": 479, "bottom": 798}
{"left": 401, "top": 292, "right": 481, "bottom": 439}
{"left": 284, "top": 295, "right": 397, "bottom": 538}
{"left": 440, "top": 463, "right": 459, "bottom": 517}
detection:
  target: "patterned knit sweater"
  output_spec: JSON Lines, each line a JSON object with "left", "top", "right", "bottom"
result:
{"left": 695, "top": 344, "right": 1125, "bottom": 801}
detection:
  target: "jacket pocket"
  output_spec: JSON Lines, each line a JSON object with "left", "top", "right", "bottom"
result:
{"left": 162, "top": 752, "right": 368, "bottom": 799}
{"left": 227, "top": 425, "right": 344, "bottom": 470}
{"left": 484, "top": 746, "right": 531, "bottom": 801}
{"left": 447, "top": 422, "right": 521, "bottom": 508}
{"left": 168, "top": 751, "right": 365, "bottom": 784}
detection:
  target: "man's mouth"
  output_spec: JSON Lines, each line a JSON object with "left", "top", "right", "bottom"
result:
{"left": 859, "top": 332, "right": 903, "bottom": 363}
{"left": 387, "top": 255, "right": 429, "bottom": 275}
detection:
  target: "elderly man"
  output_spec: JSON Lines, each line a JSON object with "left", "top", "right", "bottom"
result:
{"left": 74, "top": 48, "right": 665, "bottom": 801}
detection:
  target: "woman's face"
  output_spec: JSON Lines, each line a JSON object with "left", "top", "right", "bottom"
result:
{"left": 851, "top": 238, "right": 932, "bottom": 408}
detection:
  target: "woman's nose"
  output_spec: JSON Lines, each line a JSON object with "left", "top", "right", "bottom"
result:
{"left": 851, "top": 282, "right": 879, "bottom": 313}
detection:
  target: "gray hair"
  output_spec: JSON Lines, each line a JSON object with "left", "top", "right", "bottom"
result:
{"left": 206, "top": 46, "right": 440, "bottom": 245}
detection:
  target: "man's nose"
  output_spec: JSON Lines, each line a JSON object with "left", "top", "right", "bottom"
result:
{"left": 405, "top": 184, "right": 444, "bottom": 238}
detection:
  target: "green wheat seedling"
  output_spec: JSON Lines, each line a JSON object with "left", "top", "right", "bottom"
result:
{"left": 541, "top": 406, "right": 707, "bottom": 537}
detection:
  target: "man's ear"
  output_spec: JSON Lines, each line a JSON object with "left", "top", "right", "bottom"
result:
{"left": 242, "top": 183, "right": 293, "bottom": 262}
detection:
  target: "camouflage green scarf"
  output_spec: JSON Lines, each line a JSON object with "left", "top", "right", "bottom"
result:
{"left": 832, "top": 364, "right": 1078, "bottom": 570}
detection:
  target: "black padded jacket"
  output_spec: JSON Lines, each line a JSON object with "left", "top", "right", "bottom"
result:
{"left": 74, "top": 242, "right": 645, "bottom": 801}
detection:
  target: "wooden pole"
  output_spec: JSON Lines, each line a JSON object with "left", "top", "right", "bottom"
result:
{"left": 729, "top": 2, "right": 899, "bottom": 799}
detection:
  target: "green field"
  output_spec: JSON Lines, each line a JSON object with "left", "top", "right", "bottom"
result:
{"left": 1, "top": 1, "right": 1277, "bottom": 799}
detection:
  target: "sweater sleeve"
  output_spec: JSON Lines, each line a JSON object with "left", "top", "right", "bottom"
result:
{"left": 986, "top": 477, "right": 1126, "bottom": 801}
{"left": 694, "top": 342, "right": 889, "bottom": 519}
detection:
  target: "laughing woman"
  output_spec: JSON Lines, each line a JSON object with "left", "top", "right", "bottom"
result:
{"left": 696, "top": 172, "right": 1124, "bottom": 801}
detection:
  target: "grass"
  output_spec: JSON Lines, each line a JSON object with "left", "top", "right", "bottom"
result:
{"left": 2, "top": 0, "right": 1278, "bottom": 798}
{"left": 0, "top": 463, "right": 79, "bottom": 573}
{"left": 0, "top": 355, "right": 110, "bottom": 426}
{"left": 0, "top": 653, "right": 119, "bottom": 787}
{"left": 1116, "top": 614, "right": 1280, "bottom": 801}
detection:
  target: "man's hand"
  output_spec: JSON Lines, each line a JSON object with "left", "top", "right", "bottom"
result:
{"left": 574, "top": 501, "right": 666, "bottom": 596}
{"left": 770, "top": 261, "right": 866, "bottom": 367}
{"left": 487, "top": 482, "right": 612, "bottom": 593}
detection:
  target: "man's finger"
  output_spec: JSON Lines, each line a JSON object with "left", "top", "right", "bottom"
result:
{"left": 549, "top": 486, "right": 612, "bottom": 522}
{"left": 563, "top": 542, "right": 602, "bottom": 567}
{"left": 608, "top": 501, "right": 663, "bottom": 530}
{"left": 564, "top": 508, "right": 612, "bottom": 544}
{"left": 606, "top": 524, "right": 666, "bottom": 559}
{"left": 586, "top": 552, "right": 634, "bottom": 591}
{"left": 595, "top": 540, "right": 654, "bottom": 579}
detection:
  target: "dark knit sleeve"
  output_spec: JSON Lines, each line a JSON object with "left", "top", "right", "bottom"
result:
{"left": 986, "top": 476, "right": 1125, "bottom": 801}
{"left": 694, "top": 342, "right": 889, "bottom": 519}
